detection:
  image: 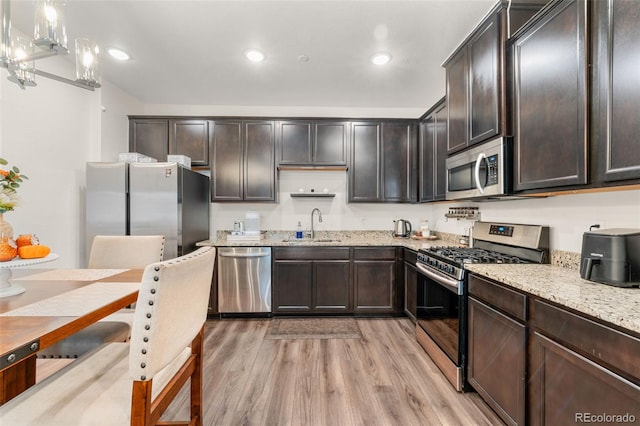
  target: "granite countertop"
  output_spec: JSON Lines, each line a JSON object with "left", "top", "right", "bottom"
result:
{"left": 466, "top": 264, "right": 640, "bottom": 336}
{"left": 198, "top": 230, "right": 453, "bottom": 251}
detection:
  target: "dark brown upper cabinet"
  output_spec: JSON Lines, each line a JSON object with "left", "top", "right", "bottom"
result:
{"left": 444, "top": 2, "right": 544, "bottom": 155}
{"left": 277, "top": 120, "right": 349, "bottom": 167}
{"left": 210, "top": 120, "right": 276, "bottom": 202}
{"left": 511, "top": 0, "right": 588, "bottom": 191}
{"left": 349, "top": 121, "right": 417, "bottom": 203}
{"left": 168, "top": 119, "right": 209, "bottom": 166}
{"left": 419, "top": 98, "right": 447, "bottom": 202}
{"left": 129, "top": 118, "right": 209, "bottom": 167}
{"left": 593, "top": 0, "right": 640, "bottom": 183}
{"left": 129, "top": 119, "right": 169, "bottom": 163}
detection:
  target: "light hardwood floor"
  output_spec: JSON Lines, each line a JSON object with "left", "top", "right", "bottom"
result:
{"left": 159, "top": 318, "right": 502, "bottom": 426}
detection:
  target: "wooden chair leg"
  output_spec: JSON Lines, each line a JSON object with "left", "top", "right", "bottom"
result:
{"left": 131, "top": 379, "right": 153, "bottom": 426}
{"left": 190, "top": 327, "right": 204, "bottom": 426}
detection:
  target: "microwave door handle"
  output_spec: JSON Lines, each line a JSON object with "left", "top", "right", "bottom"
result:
{"left": 474, "top": 153, "right": 487, "bottom": 193}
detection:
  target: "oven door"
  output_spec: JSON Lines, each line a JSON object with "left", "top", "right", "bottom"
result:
{"left": 415, "top": 263, "right": 467, "bottom": 391}
{"left": 416, "top": 263, "right": 463, "bottom": 364}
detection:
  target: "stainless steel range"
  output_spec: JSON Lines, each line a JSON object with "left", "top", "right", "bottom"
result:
{"left": 415, "top": 221, "right": 549, "bottom": 391}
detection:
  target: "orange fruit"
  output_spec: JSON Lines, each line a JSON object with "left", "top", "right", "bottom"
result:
{"left": 16, "top": 234, "right": 34, "bottom": 248}
{"left": 0, "top": 238, "right": 18, "bottom": 261}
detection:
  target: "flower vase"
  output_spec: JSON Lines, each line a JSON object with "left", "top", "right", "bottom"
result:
{"left": 0, "top": 213, "right": 14, "bottom": 240}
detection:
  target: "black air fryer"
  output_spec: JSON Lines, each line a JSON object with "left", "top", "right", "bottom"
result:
{"left": 580, "top": 228, "right": 640, "bottom": 288}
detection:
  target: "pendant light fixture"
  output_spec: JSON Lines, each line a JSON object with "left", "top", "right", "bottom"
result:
{"left": 1, "top": 0, "right": 101, "bottom": 90}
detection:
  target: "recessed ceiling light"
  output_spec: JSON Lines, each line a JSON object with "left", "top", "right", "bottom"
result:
{"left": 245, "top": 49, "right": 266, "bottom": 62}
{"left": 371, "top": 52, "right": 392, "bottom": 66}
{"left": 107, "top": 48, "right": 130, "bottom": 61}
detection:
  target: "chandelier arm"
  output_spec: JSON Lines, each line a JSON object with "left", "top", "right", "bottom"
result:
{"left": 32, "top": 68, "right": 96, "bottom": 91}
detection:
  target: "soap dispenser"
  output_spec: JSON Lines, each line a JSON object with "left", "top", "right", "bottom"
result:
{"left": 296, "top": 222, "right": 303, "bottom": 239}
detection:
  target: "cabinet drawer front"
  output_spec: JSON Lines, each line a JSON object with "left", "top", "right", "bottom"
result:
{"left": 532, "top": 299, "right": 640, "bottom": 381}
{"left": 273, "top": 247, "right": 350, "bottom": 260}
{"left": 468, "top": 274, "right": 526, "bottom": 321}
{"left": 353, "top": 247, "right": 396, "bottom": 260}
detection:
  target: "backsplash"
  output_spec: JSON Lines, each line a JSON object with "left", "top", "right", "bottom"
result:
{"left": 211, "top": 171, "right": 640, "bottom": 256}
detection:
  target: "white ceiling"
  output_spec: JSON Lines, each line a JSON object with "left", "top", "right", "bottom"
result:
{"left": 9, "top": 0, "right": 496, "bottom": 112}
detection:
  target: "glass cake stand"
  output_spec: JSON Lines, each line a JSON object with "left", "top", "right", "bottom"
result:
{"left": 0, "top": 253, "right": 60, "bottom": 298}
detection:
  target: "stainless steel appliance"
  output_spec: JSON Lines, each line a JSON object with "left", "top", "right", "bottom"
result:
{"left": 393, "top": 219, "right": 412, "bottom": 237}
{"left": 218, "top": 247, "right": 271, "bottom": 313}
{"left": 86, "top": 162, "right": 210, "bottom": 261}
{"left": 415, "top": 221, "right": 549, "bottom": 391}
{"left": 580, "top": 228, "right": 640, "bottom": 288}
{"left": 446, "top": 137, "right": 512, "bottom": 200}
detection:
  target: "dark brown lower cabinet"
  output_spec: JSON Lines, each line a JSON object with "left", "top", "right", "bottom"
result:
{"left": 353, "top": 248, "right": 396, "bottom": 314}
{"left": 272, "top": 247, "right": 350, "bottom": 314}
{"left": 529, "top": 332, "right": 640, "bottom": 425}
{"left": 468, "top": 297, "right": 526, "bottom": 426}
{"left": 403, "top": 250, "right": 417, "bottom": 323}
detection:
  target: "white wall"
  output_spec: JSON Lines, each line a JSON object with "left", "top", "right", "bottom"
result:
{"left": 1, "top": 58, "right": 140, "bottom": 267}
{"left": 430, "top": 190, "right": 640, "bottom": 253}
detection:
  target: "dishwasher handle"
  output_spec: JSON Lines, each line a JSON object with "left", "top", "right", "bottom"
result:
{"left": 218, "top": 251, "right": 271, "bottom": 258}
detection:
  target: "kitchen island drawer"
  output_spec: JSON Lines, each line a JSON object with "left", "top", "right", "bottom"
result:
{"left": 532, "top": 299, "right": 640, "bottom": 381}
{"left": 273, "top": 247, "right": 350, "bottom": 260}
{"left": 469, "top": 274, "right": 527, "bottom": 321}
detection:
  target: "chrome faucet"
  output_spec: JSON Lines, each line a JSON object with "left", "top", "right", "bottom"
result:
{"left": 310, "top": 208, "right": 323, "bottom": 239}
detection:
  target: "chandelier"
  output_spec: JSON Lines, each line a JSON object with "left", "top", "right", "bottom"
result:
{"left": 0, "top": 0, "right": 100, "bottom": 91}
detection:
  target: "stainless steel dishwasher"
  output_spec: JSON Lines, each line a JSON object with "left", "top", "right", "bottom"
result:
{"left": 217, "top": 247, "right": 271, "bottom": 313}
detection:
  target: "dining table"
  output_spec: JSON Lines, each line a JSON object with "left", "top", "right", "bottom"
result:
{"left": 0, "top": 268, "right": 143, "bottom": 405}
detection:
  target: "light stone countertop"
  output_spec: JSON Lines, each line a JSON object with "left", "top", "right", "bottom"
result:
{"left": 198, "top": 230, "right": 453, "bottom": 252}
{"left": 465, "top": 264, "right": 640, "bottom": 336}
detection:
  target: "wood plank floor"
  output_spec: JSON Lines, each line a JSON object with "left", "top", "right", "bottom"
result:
{"left": 161, "top": 317, "right": 502, "bottom": 426}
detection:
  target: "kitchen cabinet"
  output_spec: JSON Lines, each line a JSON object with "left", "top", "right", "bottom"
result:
{"left": 419, "top": 98, "right": 447, "bottom": 202}
{"left": 468, "top": 275, "right": 527, "bottom": 426}
{"left": 129, "top": 118, "right": 209, "bottom": 167}
{"left": 403, "top": 248, "right": 417, "bottom": 323}
{"left": 129, "top": 118, "right": 169, "bottom": 163}
{"left": 468, "top": 272, "right": 640, "bottom": 426}
{"left": 511, "top": 0, "right": 588, "bottom": 191}
{"left": 593, "top": 0, "right": 640, "bottom": 183}
{"left": 272, "top": 247, "right": 350, "bottom": 314}
{"left": 277, "top": 120, "right": 349, "bottom": 166}
{"left": 529, "top": 300, "right": 640, "bottom": 425}
{"left": 210, "top": 120, "right": 276, "bottom": 201}
{"left": 169, "top": 119, "right": 209, "bottom": 166}
{"left": 349, "top": 121, "right": 417, "bottom": 203}
{"left": 353, "top": 248, "right": 397, "bottom": 314}
{"left": 444, "top": 3, "right": 543, "bottom": 154}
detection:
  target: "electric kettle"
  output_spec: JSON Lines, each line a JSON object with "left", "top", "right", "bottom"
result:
{"left": 393, "top": 219, "right": 412, "bottom": 238}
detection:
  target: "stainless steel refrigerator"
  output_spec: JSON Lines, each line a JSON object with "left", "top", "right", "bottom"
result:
{"left": 86, "top": 162, "right": 210, "bottom": 262}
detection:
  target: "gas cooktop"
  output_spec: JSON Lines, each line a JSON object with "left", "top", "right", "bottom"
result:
{"left": 423, "top": 246, "right": 528, "bottom": 264}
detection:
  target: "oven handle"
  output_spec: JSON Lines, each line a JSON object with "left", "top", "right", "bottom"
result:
{"left": 416, "top": 263, "right": 463, "bottom": 295}
{"left": 474, "top": 152, "right": 488, "bottom": 194}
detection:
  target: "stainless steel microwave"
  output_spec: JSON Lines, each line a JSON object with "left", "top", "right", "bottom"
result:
{"left": 445, "top": 137, "right": 512, "bottom": 200}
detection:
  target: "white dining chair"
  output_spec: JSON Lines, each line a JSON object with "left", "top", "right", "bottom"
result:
{"left": 0, "top": 246, "right": 216, "bottom": 425}
{"left": 37, "top": 235, "right": 166, "bottom": 359}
